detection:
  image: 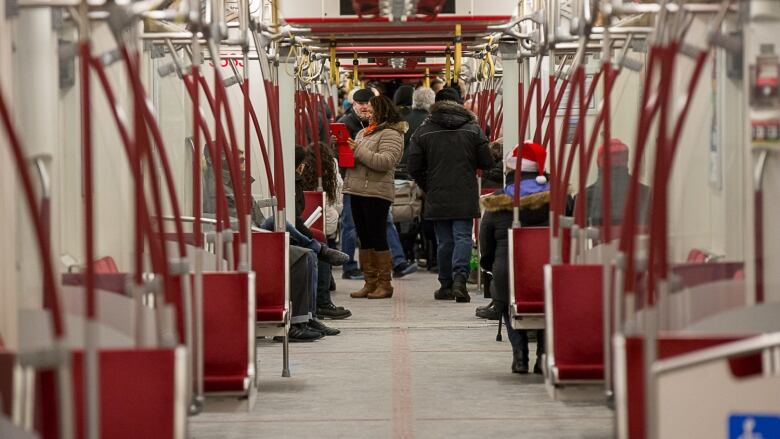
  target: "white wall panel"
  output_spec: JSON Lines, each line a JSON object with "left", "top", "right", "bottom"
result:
{"left": 0, "top": 5, "right": 18, "bottom": 348}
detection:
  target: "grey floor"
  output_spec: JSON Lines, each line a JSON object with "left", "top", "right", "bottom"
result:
{"left": 190, "top": 268, "right": 614, "bottom": 439}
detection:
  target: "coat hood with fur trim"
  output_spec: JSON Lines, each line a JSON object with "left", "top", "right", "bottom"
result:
{"left": 429, "top": 101, "right": 476, "bottom": 129}
{"left": 366, "top": 121, "right": 409, "bottom": 136}
{"left": 480, "top": 190, "right": 550, "bottom": 213}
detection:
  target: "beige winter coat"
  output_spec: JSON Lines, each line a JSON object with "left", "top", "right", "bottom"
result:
{"left": 343, "top": 121, "right": 407, "bottom": 202}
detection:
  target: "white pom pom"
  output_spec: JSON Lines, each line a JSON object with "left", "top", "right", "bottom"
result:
{"left": 536, "top": 175, "right": 547, "bottom": 185}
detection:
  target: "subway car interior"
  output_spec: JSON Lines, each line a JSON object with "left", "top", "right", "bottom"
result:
{"left": 1, "top": 0, "right": 779, "bottom": 438}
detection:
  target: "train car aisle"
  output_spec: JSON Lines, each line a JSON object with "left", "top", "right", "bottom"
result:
{"left": 189, "top": 268, "right": 613, "bottom": 439}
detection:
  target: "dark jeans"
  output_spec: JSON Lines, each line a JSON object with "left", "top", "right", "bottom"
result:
{"left": 341, "top": 194, "right": 358, "bottom": 272}
{"left": 501, "top": 305, "right": 545, "bottom": 358}
{"left": 433, "top": 219, "right": 473, "bottom": 287}
{"left": 350, "top": 195, "right": 391, "bottom": 251}
{"left": 317, "top": 260, "right": 332, "bottom": 307}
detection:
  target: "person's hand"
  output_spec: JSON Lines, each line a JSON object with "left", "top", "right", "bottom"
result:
{"left": 348, "top": 138, "right": 357, "bottom": 151}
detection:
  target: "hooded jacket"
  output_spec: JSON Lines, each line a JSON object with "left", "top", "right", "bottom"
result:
{"left": 407, "top": 100, "right": 493, "bottom": 220}
{"left": 343, "top": 121, "right": 407, "bottom": 202}
{"left": 478, "top": 186, "right": 551, "bottom": 305}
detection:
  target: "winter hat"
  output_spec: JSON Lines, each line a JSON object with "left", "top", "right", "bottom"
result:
{"left": 353, "top": 88, "right": 374, "bottom": 103}
{"left": 434, "top": 87, "right": 463, "bottom": 104}
{"left": 393, "top": 85, "right": 414, "bottom": 107}
{"left": 597, "top": 138, "right": 629, "bottom": 168}
{"left": 505, "top": 141, "right": 548, "bottom": 184}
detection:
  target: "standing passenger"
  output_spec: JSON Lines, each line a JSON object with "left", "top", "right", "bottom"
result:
{"left": 337, "top": 88, "right": 374, "bottom": 280}
{"left": 343, "top": 95, "right": 406, "bottom": 299}
{"left": 407, "top": 87, "right": 493, "bottom": 303}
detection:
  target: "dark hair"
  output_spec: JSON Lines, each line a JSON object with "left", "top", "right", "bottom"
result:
{"left": 295, "top": 145, "right": 307, "bottom": 168}
{"left": 369, "top": 95, "right": 402, "bottom": 125}
{"left": 301, "top": 142, "right": 338, "bottom": 205}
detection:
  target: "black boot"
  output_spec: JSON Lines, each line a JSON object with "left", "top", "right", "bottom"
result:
{"left": 512, "top": 346, "right": 529, "bottom": 374}
{"left": 533, "top": 330, "right": 545, "bottom": 374}
{"left": 475, "top": 301, "right": 499, "bottom": 320}
{"left": 453, "top": 274, "right": 470, "bottom": 303}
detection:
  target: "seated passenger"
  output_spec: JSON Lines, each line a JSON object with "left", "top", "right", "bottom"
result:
{"left": 203, "top": 145, "right": 342, "bottom": 340}
{"left": 481, "top": 138, "right": 505, "bottom": 189}
{"left": 298, "top": 144, "right": 353, "bottom": 320}
{"left": 478, "top": 141, "right": 554, "bottom": 374}
{"left": 581, "top": 138, "right": 651, "bottom": 228}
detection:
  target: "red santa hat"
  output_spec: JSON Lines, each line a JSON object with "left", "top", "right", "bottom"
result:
{"left": 505, "top": 140, "right": 547, "bottom": 184}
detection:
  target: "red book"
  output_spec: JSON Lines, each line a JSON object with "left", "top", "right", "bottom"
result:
{"left": 330, "top": 123, "right": 355, "bottom": 168}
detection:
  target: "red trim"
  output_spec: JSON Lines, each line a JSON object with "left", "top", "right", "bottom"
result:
{"left": 285, "top": 15, "right": 510, "bottom": 24}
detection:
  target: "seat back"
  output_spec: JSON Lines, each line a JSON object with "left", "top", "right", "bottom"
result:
{"left": 549, "top": 264, "right": 604, "bottom": 381}
{"left": 510, "top": 227, "right": 551, "bottom": 314}
{"left": 168, "top": 271, "right": 254, "bottom": 393}
{"left": 36, "top": 348, "right": 185, "bottom": 439}
{"left": 621, "top": 334, "right": 758, "bottom": 439}
{"left": 251, "top": 231, "right": 289, "bottom": 323}
{"left": 93, "top": 256, "right": 118, "bottom": 274}
{"left": 303, "top": 191, "right": 326, "bottom": 232}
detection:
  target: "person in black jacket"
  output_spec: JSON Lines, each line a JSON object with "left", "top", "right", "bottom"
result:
{"left": 478, "top": 141, "right": 551, "bottom": 374}
{"left": 407, "top": 87, "right": 493, "bottom": 303}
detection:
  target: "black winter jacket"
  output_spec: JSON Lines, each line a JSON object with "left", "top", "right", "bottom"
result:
{"left": 407, "top": 101, "right": 493, "bottom": 220}
{"left": 478, "top": 187, "right": 551, "bottom": 306}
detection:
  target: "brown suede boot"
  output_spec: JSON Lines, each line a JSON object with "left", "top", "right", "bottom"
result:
{"left": 350, "top": 249, "right": 377, "bottom": 298}
{"left": 368, "top": 250, "right": 394, "bottom": 299}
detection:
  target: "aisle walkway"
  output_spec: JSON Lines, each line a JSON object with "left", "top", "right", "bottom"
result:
{"left": 190, "top": 269, "right": 614, "bottom": 439}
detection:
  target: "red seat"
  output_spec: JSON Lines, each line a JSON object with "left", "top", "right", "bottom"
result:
{"left": 257, "top": 306, "right": 285, "bottom": 322}
{"left": 0, "top": 350, "right": 14, "bottom": 418}
{"left": 93, "top": 256, "right": 118, "bottom": 274}
{"left": 622, "top": 334, "right": 760, "bottom": 439}
{"left": 510, "top": 227, "right": 551, "bottom": 314}
{"left": 61, "top": 273, "right": 130, "bottom": 294}
{"left": 250, "top": 231, "right": 288, "bottom": 324}
{"left": 549, "top": 264, "right": 604, "bottom": 382}
{"left": 670, "top": 261, "right": 744, "bottom": 289}
{"left": 36, "top": 348, "right": 183, "bottom": 439}
{"left": 169, "top": 272, "right": 253, "bottom": 394}
{"left": 303, "top": 191, "right": 326, "bottom": 233}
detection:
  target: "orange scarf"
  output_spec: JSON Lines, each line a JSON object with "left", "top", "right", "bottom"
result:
{"left": 363, "top": 123, "right": 378, "bottom": 135}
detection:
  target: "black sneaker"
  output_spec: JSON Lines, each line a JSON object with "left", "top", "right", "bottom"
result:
{"left": 341, "top": 268, "right": 365, "bottom": 280}
{"left": 317, "top": 303, "right": 352, "bottom": 320}
{"left": 273, "top": 323, "right": 323, "bottom": 343}
{"left": 453, "top": 275, "right": 470, "bottom": 303}
{"left": 393, "top": 261, "right": 418, "bottom": 278}
{"left": 318, "top": 245, "right": 349, "bottom": 266}
{"left": 308, "top": 319, "right": 340, "bottom": 336}
{"left": 475, "top": 304, "right": 499, "bottom": 320}
{"left": 434, "top": 287, "right": 454, "bottom": 300}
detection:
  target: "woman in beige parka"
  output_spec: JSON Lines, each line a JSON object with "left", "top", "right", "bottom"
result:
{"left": 343, "top": 94, "right": 407, "bottom": 299}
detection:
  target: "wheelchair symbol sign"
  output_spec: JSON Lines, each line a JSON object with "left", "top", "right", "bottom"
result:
{"left": 729, "top": 413, "right": 780, "bottom": 439}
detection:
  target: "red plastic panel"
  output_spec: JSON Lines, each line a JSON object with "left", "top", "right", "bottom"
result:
{"left": 623, "top": 335, "right": 756, "bottom": 439}
{"left": 512, "top": 227, "right": 550, "bottom": 314}
{"left": 251, "top": 231, "right": 287, "bottom": 323}
{"left": 0, "top": 351, "right": 14, "bottom": 417}
{"left": 670, "top": 262, "right": 744, "bottom": 289}
{"left": 257, "top": 307, "right": 285, "bottom": 322}
{"left": 92, "top": 256, "right": 118, "bottom": 274}
{"left": 303, "top": 191, "right": 325, "bottom": 233}
{"left": 37, "top": 349, "right": 177, "bottom": 439}
{"left": 168, "top": 272, "right": 250, "bottom": 392}
{"left": 61, "top": 273, "right": 130, "bottom": 294}
{"left": 551, "top": 264, "right": 604, "bottom": 380}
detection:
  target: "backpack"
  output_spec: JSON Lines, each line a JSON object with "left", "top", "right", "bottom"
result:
{"left": 392, "top": 179, "right": 423, "bottom": 223}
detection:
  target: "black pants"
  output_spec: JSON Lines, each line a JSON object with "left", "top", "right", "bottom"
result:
{"left": 350, "top": 195, "right": 391, "bottom": 251}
